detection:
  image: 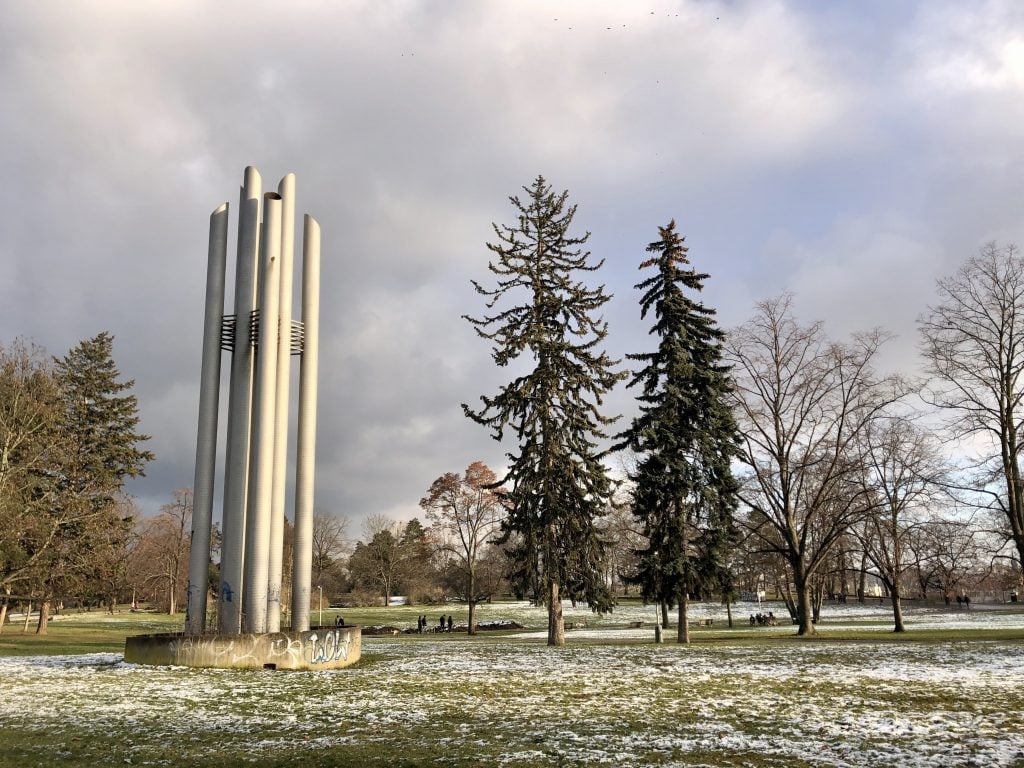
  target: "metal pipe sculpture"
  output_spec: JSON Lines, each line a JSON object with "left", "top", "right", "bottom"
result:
{"left": 267, "top": 175, "right": 295, "bottom": 633}
{"left": 243, "top": 191, "right": 282, "bottom": 634}
{"left": 185, "top": 167, "right": 321, "bottom": 636}
{"left": 218, "top": 168, "right": 262, "bottom": 634}
{"left": 291, "top": 214, "right": 321, "bottom": 631}
{"left": 184, "top": 204, "right": 228, "bottom": 636}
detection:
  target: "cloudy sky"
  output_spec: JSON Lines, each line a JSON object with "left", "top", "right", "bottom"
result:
{"left": 3, "top": 1, "right": 1024, "bottom": 534}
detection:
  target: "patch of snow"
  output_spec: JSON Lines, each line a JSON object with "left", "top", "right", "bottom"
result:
{"left": 3, "top": 607, "right": 1023, "bottom": 766}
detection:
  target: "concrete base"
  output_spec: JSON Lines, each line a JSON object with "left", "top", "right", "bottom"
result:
{"left": 124, "top": 626, "right": 361, "bottom": 670}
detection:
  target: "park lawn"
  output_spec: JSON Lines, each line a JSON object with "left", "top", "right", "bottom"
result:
{"left": 2, "top": 606, "right": 1024, "bottom": 765}
{"left": 0, "top": 611, "right": 180, "bottom": 656}
{"left": 1, "top": 632, "right": 1023, "bottom": 767}
{"left": 2, "top": 602, "right": 1023, "bottom": 766}
{"left": 4, "top": 600, "right": 1024, "bottom": 656}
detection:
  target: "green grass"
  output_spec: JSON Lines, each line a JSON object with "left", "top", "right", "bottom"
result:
{"left": 2, "top": 603, "right": 1023, "bottom": 767}
{"left": 0, "top": 610, "right": 181, "bottom": 656}
{"left": 2, "top": 626, "right": 1023, "bottom": 767}
{"left": 4, "top": 602, "right": 1024, "bottom": 657}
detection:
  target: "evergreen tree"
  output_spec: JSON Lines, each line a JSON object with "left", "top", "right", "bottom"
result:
{"left": 348, "top": 527, "right": 402, "bottom": 606}
{"left": 32, "top": 332, "right": 154, "bottom": 631}
{"left": 464, "top": 176, "right": 624, "bottom": 646}
{"left": 54, "top": 332, "right": 154, "bottom": 502}
{"left": 618, "top": 221, "right": 740, "bottom": 643}
{"left": 399, "top": 517, "right": 437, "bottom": 602}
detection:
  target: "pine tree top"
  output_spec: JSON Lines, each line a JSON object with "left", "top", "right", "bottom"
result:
{"left": 55, "top": 331, "right": 154, "bottom": 487}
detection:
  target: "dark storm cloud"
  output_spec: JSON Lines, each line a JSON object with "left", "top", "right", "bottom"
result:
{"left": 3, "top": 1, "right": 1024, "bottom": 527}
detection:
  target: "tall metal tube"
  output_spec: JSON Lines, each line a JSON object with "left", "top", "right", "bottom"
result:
{"left": 243, "top": 191, "right": 283, "bottom": 634}
{"left": 266, "top": 174, "right": 295, "bottom": 632}
{"left": 218, "top": 167, "right": 261, "bottom": 635}
{"left": 185, "top": 202, "right": 228, "bottom": 635}
{"left": 291, "top": 214, "right": 320, "bottom": 630}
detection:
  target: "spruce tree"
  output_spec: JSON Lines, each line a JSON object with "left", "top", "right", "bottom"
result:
{"left": 55, "top": 332, "right": 154, "bottom": 501}
{"left": 464, "top": 176, "right": 623, "bottom": 646}
{"left": 56, "top": 331, "right": 153, "bottom": 493}
{"left": 618, "top": 221, "right": 740, "bottom": 643}
{"left": 34, "top": 332, "right": 154, "bottom": 631}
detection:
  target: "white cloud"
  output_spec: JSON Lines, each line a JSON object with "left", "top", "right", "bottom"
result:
{"left": 3, "top": 0, "right": 1024, "bottom": 533}
{"left": 912, "top": 2, "right": 1024, "bottom": 93}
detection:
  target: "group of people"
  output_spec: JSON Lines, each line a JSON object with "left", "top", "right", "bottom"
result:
{"left": 416, "top": 614, "right": 454, "bottom": 633}
{"left": 749, "top": 612, "right": 777, "bottom": 626}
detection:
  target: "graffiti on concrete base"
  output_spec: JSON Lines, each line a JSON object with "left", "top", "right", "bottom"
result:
{"left": 151, "top": 627, "right": 358, "bottom": 669}
{"left": 307, "top": 631, "right": 350, "bottom": 664}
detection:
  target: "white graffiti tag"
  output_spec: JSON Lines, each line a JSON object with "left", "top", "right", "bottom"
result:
{"left": 306, "top": 630, "right": 351, "bottom": 664}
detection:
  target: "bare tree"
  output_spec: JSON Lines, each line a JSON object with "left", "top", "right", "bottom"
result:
{"left": 90, "top": 493, "right": 140, "bottom": 614}
{"left": 473, "top": 541, "right": 511, "bottom": 603}
{"left": 855, "top": 417, "right": 950, "bottom": 631}
{"left": 0, "top": 340, "right": 62, "bottom": 628}
{"left": 130, "top": 488, "right": 192, "bottom": 614}
{"left": 420, "top": 461, "right": 506, "bottom": 634}
{"left": 919, "top": 242, "right": 1024, "bottom": 589}
{"left": 312, "top": 513, "right": 349, "bottom": 588}
{"left": 598, "top": 490, "right": 644, "bottom": 597}
{"left": 920, "top": 515, "right": 984, "bottom": 603}
{"left": 726, "top": 294, "right": 902, "bottom": 635}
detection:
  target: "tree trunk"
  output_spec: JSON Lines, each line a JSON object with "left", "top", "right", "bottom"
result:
{"left": 777, "top": 570, "right": 797, "bottom": 621}
{"left": 858, "top": 552, "right": 868, "bottom": 602}
{"left": 793, "top": 566, "right": 815, "bottom": 636}
{"left": 725, "top": 594, "right": 733, "bottom": 628}
{"left": 547, "top": 578, "right": 564, "bottom": 646}
{"left": 660, "top": 601, "right": 669, "bottom": 629}
{"left": 811, "top": 579, "right": 824, "bottom": 624}
{"left": 891, "top": 581, "right": 906, "bottom": 633}
{"left": 0, "top": 588, "right": 9, "bottom": 634}
{"left": 35, "top": 599, "right": 50, "bottom": 635}
{"left": 468, "top": 569, "right": 477, "bottom": 635}
{"left": 677, "top": 592, "right": 690, "bottom": 644}
{"left": 1001, "top": 410, "right": 1024, "bottom": 589}
{"left": 838, "top": 556, "right": 848, "bottom": 601}
{"left": 23, "top": 603, "right": 31, "bottom": 633}
{"left": 1014, "top": 535, "right": 1024, "bottom": 587}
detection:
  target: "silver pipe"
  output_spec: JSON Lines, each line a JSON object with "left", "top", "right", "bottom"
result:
{"left": 291, "top": 214, "right": 320, "bottom": 630}
{"left": 218, "top": 167, "right": 261, "bottom": 635}
{"left": 185, "top": 202, "right": 228, "bottom": 635}
{"left": 266, "top": 173, "right": 295, "bottom": 632}
{"left": 243, "top": 191, "right": 282, "bottom": 634}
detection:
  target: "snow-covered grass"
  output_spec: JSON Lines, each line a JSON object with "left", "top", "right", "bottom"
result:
{"left": 337, "top": 596, "right": 1024, "bottom": 635}
{"left": 1, "top": 603, "right": 1023, "bottom": 767}
{"left": 473, "top": 598, "right": 1024, "bottom": 640}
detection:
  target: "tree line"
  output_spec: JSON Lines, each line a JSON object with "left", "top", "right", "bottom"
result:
{"left": 326, "top": 178, "right": 1024, "bottom": 645}
{"left": 4, "top": 179, "right": 1024, "bottom": 645}
{"left": 456, "top": 177, "right": 1024, "bottom": 644}
{"left": 0, "top": 333, "right": 152, "bottom": 633}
